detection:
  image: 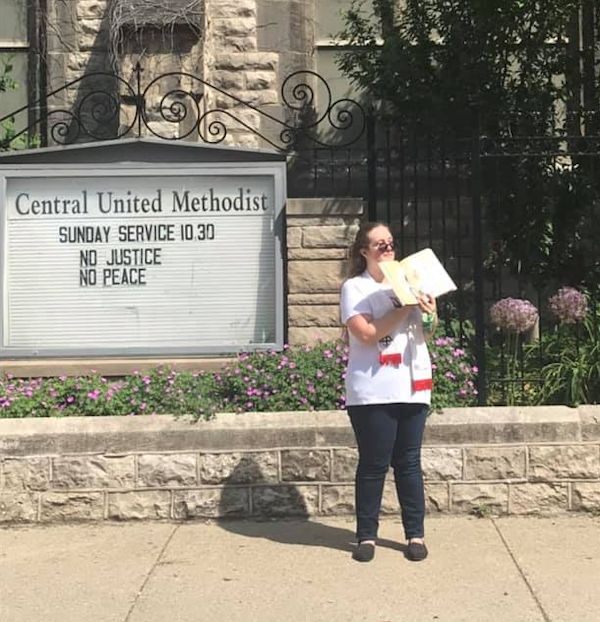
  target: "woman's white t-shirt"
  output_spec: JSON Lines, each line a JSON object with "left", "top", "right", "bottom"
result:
{"left": 340, "top": 270, "right": 432, "bottom": 407}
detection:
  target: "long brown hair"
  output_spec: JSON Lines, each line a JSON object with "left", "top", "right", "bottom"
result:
{"left": 346, "top": 221, "right": 389, "bottom": 278}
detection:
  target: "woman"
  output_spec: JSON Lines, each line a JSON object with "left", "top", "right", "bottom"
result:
{"left": 340, "top": 222, "right": 437, "bottom": 563}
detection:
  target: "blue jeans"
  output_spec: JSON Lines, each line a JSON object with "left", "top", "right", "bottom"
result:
{"left": 347, "top": 403, "right": 428, "bottom": 541}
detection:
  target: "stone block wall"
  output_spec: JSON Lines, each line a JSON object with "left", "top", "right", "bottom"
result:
{"left": 44, "top": 0, "right": 314, "bottom": 146}
{"left": 1, "top": 407, "right": 599, "bottom": 523}
{"left": 286, "top": 198, "right": 362, "bottom": 345}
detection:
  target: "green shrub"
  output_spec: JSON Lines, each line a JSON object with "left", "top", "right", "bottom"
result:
{"left": 215, "top": 341, "right": 348, "bottom": 413}
{"left": 0, "top": 56, "right": 39, "bottom": 150}
{"left": 0, "top": 368, "right": 220, "bottom": 420}
{"left": 526, "top": 289, "right": 600, "bottom": 406}
{"left": 0, "top": 335, "right": 479, "bottom": 419}
{"left": 429, "top": 336, "right": 478, "bottom": 410}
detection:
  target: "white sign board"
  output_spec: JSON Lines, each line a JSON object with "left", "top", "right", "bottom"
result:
{"left": 0, "top": 164, "right": 285, "bottom": 357}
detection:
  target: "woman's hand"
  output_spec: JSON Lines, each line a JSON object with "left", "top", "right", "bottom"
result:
{"left": 346, "top": 305, "right": 413, "bottom": 345}
{"left": 417, "top": 294, "right": 437, "bottom": 340}
{"left": 416, "top": 294, "right": 436, "bottom": 315}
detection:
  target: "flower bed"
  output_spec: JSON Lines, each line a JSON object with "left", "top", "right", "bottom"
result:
{"left": 0, "top": 337, "right": 478, "bottom": 420}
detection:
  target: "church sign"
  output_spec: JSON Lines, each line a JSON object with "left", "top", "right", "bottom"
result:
{"left": 0, "top": 139, "right": 286, "bottom": 357}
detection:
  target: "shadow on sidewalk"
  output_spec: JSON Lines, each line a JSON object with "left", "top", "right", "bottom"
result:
{"left": 216, "top": 457, "right": 406, "bottom": 555}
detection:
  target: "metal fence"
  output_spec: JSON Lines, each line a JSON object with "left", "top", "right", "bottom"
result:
{"left": 289, "top": 115, "right": 600, "bottom": 406}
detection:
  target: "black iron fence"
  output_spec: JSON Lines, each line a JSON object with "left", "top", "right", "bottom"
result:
{"left": 291, "top": 114, "right": 600, "bottom": 406}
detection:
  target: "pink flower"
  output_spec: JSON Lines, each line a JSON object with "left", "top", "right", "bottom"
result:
{"left": 490, "top": 298, "right": 538, "bottom": 333}
{"left": 548, "top": 287, "right": 588, "bottom": 324}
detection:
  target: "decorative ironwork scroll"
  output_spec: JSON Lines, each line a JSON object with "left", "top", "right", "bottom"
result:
{"left": 0, "top": 63, "right": 366, "bottom": 151}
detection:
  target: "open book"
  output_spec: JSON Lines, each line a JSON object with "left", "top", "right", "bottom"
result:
{"left": 380, "top": 248, "right": 457, "bottom": 305}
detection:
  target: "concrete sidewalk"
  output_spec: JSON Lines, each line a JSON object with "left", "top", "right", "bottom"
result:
{"left": 1, "top": 516, "right": 599, "bottom": 622}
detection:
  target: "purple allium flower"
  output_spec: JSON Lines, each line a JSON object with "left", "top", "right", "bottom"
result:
{"left": 548, "top": 287, "right": 588, "bottom": 324}
{"left": 490, "top": 298, "right": 538, "bottom": 333}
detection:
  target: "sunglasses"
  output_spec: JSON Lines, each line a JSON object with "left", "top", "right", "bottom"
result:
{"left": 372, "top": 240, "right": 396, "bottom": 253}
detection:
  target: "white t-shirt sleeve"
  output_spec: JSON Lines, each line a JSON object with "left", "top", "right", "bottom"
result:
{"left": 340, "top": 278, "right": 372, "bottom": 324}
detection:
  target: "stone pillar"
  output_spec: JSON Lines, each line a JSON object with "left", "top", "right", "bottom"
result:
{"left": 45, "top": 0, "right": 114, "bottom": 143}
{"left": 286, "top": 198, "right": 363, "bottom": 345}
{"left": 256, "top": 0, "right": 314, "bottom": 77}
{"left": 205, "top": 0, "right": 279, "bottom": 148}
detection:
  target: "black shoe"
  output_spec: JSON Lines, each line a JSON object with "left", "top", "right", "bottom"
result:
{"left": 352, "top": 541, "right": 376, "bottom": 562}
{"left": 406, "top": 541, "right": 428, "bottom": 562}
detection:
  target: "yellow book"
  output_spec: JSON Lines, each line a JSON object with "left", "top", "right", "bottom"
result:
{"left": 380, "top": 248, "right": 457, "bottom": 306}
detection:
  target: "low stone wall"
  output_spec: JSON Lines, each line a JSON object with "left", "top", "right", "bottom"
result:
{"left": 1, "top": 406, "right": 599, "bottom": 523}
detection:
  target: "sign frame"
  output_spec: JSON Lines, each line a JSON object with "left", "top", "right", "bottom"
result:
{"left": 0, "top": 158, "right": 287, "bottom": 358}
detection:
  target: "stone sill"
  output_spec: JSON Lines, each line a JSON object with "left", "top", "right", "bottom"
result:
{"left": 0, "top": 357, "right": 235, "bottom": 378}
{"left": 286, "top": 197, "right": 364, "bottom": 216}
{"left": 0, "top": 406, "right": 598, "bottom": 457}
